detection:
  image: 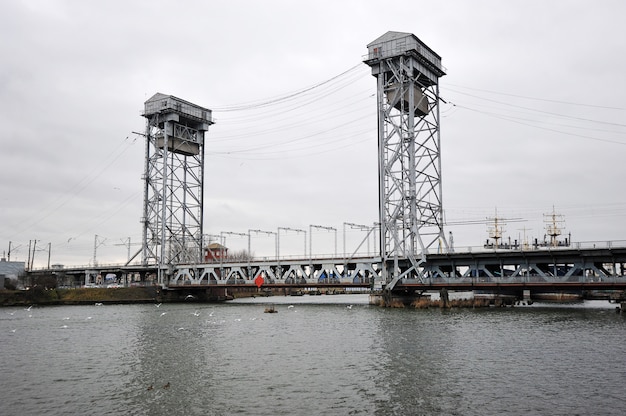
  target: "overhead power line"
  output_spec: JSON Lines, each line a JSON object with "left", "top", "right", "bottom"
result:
{"left": 446, "top": 83, "right": 626, "bottom": 111}
{"left": 445, "top": 87, "right": 626, "bottom": 129}
{"left": 212, "top": 64, "right": 364, "bottom": 112}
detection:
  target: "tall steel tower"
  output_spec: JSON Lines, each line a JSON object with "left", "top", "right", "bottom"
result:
{"left": 364, "top": 31, "right": 447, "bottom": 288}
{"left": 141, "top": 93, "right": 214, "bottom": 284}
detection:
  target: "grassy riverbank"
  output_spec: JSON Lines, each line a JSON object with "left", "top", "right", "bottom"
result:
{"left": 0, "top": 287, "right": 158, "bottom": 306}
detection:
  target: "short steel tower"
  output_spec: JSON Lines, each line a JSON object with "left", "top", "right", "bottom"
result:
{"left": 364, "top": 31, "right": 447, "bottom": 288}
{"left": 141, "top": 93, "right": 213, "bottom": 284}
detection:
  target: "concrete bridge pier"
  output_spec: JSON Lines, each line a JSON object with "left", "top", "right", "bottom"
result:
{"left": 369, "top": 288, "right": 433, "bottom": 307}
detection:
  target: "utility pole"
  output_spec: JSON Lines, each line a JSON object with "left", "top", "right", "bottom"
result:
{"left": 343, "top": 222, "right": 373, "bottom": 261}
{"left": 309, "top": 224, "right": 337, "bottom": 261}
{"left": 47, "top": 242, "right": 51, "bottom": 269}
{"left": 27, "top": 240, "right": 32, "bottom": 271}
{"left": 32, "top": 240, "right": 37, "bottom": 269}
{"left": 93, "top": 235, "right": 106, "bottom": 266}
{"left": 115, "top": 238, "right": 132, "bottom": 262}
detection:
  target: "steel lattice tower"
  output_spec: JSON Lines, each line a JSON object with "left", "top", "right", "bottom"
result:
{"left": 141, "top": 93, "right": 213, "bottom": 284}
{"left": 364, "top": 32, "right": 447, "bottom": 288}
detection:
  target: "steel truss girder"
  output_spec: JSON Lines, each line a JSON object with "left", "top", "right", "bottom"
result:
{"left": 169, "top": 248, "right": 626, "bottom": 288}
{"left": 422, "top": 248, "right": 626, "bottom": 285}
{"left": 171, "top": 257, "right": 381, "bottom": 286}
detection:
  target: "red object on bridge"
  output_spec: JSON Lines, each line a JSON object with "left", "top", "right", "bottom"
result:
{"left": 254, "top": 275, "right": 264, "bottom": 288}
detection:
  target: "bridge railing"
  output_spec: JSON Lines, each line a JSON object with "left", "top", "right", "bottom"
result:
{"left": 402, "top": 274, "right": 626, "bottom": 286}
{"left": 24, "top": 240, "right": 626, "bottom": 272}
{"left": 570, "top": 240, "right": 626, "bottom": 249}
{"left": 453, "top": 240, "right": 626, "bottom": 254}
{"left": 28, "top": 261, "right": 149, "bottom": 272}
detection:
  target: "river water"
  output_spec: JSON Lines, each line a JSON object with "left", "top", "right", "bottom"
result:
{"left": 1, "top": 295, "right": 625, "bottom": 415}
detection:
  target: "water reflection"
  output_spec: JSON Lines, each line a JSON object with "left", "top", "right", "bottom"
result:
{"left": 1, "top": 300, "right": 624, "bottom": 416}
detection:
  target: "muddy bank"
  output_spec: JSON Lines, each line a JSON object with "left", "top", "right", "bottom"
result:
{"left": 0, "top": 287, "right": 159, "bottom": 307}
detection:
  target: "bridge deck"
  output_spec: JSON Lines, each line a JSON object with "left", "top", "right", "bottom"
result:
{"left": 28, "top": 245, "right": 626, "bottom": 299}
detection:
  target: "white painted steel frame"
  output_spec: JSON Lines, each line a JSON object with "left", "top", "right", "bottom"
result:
{"left": 141, "top": 116, "right": 205, "bottom": 283}
{"left": 369, "top": 52, "right": 447, "bottom": 288}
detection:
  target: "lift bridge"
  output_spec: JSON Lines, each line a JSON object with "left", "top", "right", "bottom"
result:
{"left": 32, "top": 32, "right": 626, "bottom": 302}
{"left": 41, "top": 241, "right": 626, "bottom": 302}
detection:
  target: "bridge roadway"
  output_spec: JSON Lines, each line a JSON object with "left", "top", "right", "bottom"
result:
{"left": 389, "top": 244, "right": 626, "bottom": 302}
{"left": 33, "top": 243, "right": 626, "bottom": 300}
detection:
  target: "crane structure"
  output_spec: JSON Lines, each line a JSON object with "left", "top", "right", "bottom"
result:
{"left": 364, "top": 31, "right": 447, "bottom": 289}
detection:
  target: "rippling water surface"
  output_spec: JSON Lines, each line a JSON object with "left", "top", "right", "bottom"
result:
{"left": 1, "top": 296, "right": 625, "bottom": 415}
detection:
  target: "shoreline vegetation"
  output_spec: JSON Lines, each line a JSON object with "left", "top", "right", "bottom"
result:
{"left": 0, "top": 287, "right": 159, "bottom": 307}
{"left": 3, "top": 287, "right": 609, "bottom": 310}
{"left": 1, "top": 287, "right": 491, "bottom": 308}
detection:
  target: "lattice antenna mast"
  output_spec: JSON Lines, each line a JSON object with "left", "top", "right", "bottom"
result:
{"left": 141, "top": 93, "right": 213, "bottom": 285}
{"left": 364, "top": 31, "right": 447, "bottom": 288}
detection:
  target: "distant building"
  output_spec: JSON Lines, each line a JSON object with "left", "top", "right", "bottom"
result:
{"left": 204, "top": 243, "right": 228, "bottom": 262}
{"left": 0, "top": 256, "right": 25, "bottom": 289}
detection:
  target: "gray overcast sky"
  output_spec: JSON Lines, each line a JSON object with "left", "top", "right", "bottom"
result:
{"left": 2, "top": 0, "right": 626, "bottom": 267}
